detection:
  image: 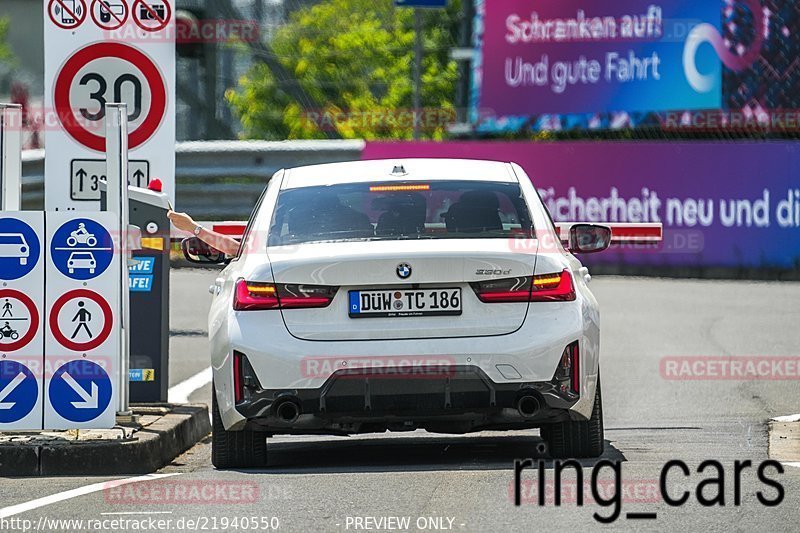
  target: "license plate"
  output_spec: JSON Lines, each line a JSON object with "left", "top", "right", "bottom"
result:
{"left": 349, "top": 288, "right": 462, "bottom": 318}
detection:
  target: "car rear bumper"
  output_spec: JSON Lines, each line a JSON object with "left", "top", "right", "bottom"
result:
{"left": 211, "top": 297, "right": 600, "bottom": 430}
{"left": 235, "top": 364, "right": 580, "bottom": 435}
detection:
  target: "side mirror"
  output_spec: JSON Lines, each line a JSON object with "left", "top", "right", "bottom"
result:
{"left": 180, "top": 237, "right": 227, "bottom": 264}
{"left": 569, "top": 224, "right": 611, "bottom": 254}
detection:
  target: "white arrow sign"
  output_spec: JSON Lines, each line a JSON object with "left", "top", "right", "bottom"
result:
{"left": 62, "top": 372, "right": 99, "bottom": 409}
{"left": 0, "top": 372, "right": 26, "bottom": 410}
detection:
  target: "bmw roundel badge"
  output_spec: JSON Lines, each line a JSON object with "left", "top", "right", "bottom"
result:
{"left": 396, "top": 263, "right": 412, "bottom": 279}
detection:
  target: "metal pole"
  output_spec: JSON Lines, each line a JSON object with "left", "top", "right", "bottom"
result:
{"left": 105, "top": 103, "right": 131, "bottom": 415}
{"left": 413, "top": 8, "right": 422, "bottom": 140}
{"left": 0, "top": 104, "right": 23, "bottom": 211}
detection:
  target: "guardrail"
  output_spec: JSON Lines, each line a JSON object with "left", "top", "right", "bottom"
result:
{"left": 21, "top": 140, "right": 366, "bottom": 219}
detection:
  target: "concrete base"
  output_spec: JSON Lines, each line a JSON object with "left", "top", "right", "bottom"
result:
{"left": 0, "top": 404, "right": 210, "bottom": 477}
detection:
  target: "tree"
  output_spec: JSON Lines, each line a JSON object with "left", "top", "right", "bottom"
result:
{"left": 0, "top": 17, "right": 15, "bottom": 66}
{"left": 226, "top": 0, "right": 461, "bottom": 140}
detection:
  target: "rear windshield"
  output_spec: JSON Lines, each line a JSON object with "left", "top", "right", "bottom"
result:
{"left": 268, "top": 180, "right": 532, "bottom": 246}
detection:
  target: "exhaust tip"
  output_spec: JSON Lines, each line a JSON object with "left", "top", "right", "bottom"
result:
{"left": 274, "top": 398, "right": 301, "bottom": 423}
{"left": 517, "top": 394, "right": 542, "bottom": 419}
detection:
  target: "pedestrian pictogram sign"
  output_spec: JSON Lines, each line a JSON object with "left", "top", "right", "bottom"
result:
{"left": 49, "top": 289, "right": 114, "bottom": 352}
{"left": 44, "top": 0, "right": 175, "bottom": 210}
{"left": 0, "top": 289, "right": 40, "bottom": 353}
{"left": 48, "top": 360, "right": 113, "bottom": 424}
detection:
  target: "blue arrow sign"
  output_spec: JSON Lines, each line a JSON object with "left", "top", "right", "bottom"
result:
{"left": 49, "top": 360, "right": 113, "bottom": 423}
{"left": 51, "top": 218, "right": 114, "bottom": 280}
{"left": 0, "top": 361, "right": 38, "bottom": 423}
{"left": 0, "top": 217, "right": 41, "bottom": 281}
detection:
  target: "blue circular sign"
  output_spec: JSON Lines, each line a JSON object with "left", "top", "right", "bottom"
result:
{"left": 51, "top": 219, "right": 114, "bottom": 280}
{"left": 49, "top": 360, "right": 113, "bottom": 423}
{"left": 0, "top": 218, "right": 41, "bottom": 281}
{"left": 0, "top": 360, "right": 38, "bottom": 423}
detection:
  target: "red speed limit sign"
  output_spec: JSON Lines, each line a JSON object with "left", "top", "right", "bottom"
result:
{"left": 54, "top": 42, "right": 167, "bottom": 152}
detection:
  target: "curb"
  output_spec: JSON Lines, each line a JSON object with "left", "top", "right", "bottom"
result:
{"left": 0, "top": 404, "right": 210, "bottom": 477}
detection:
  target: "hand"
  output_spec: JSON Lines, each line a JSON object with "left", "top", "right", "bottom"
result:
{"left": 167, "top": 210, "right": 197, "bottom": 233}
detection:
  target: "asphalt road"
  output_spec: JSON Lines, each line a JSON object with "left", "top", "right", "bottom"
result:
{"left": 1, "top": 269, "right": 799, "bottom": 532}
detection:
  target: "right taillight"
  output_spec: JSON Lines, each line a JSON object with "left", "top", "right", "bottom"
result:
{"left": 234, "top": 279, "right": 337, "bottom": 311}
{"left": 471, "top": 269, "right": 576, "bottom": 303}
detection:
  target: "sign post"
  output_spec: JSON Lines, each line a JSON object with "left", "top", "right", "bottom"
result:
{"left": 43, "top": 0, "right": 175, "bottom": 210}
{"left": 105, "top": 103, "right": 132, "bottom": 416}
{"left": 0, "top": 104, "right": 22, "bottom": 211}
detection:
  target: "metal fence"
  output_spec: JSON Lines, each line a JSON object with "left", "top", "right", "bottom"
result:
{"left": 21, "top": 139, "right": 365, "bottom": 219}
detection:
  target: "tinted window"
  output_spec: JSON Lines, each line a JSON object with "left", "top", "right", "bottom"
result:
{"left": 268, "top": 180, "right": 532, "bottom": 246}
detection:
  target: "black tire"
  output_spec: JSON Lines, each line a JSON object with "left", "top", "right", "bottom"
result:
{"left": 211, "top": 386, "right": 268, "bottom": 469}
{"left": 542, "top": 378, "right": 604, "bottom": 459}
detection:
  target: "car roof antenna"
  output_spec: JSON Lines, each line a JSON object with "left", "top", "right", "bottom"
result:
{"left": 391, "top": 164, "right": 408, "bottom": 176}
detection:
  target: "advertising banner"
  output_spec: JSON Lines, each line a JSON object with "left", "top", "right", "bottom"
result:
{"left": 470, "top": 0, "right": 797, "bottom": 134}
{"left": 478, "top": 0, "right": 721, "bottom": 116}
{"left": 362, "top": 141, "right": 800, "bottom": 269}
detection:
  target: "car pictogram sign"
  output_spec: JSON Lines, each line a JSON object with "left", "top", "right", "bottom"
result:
{"left": 50, "top": 218, "right": 114, "bottom": 281}
{"left": 0, "top": 217, "right": 41, "bottom": 281}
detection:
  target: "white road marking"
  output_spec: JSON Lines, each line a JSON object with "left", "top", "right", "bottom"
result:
{"left": 0, "top": 473, "right": 181, "bottom": 519}
{"left": 771, "top": 413, "right": 800, "bottom": 423}
{"left": 784, "top": 462, "right": 800, "bottom": 469}
{"left": 101, "top": 511, "right": 174, "bottom": 515}
{"left": 168, "top": 366, "right": 212, "bottom": 404}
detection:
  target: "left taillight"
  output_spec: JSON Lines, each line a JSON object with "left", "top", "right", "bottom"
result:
{"left": 471, "top": 269, "right": 576, "bottom": 303}
{"left": 234, "top": 279, "right": 337, "bottom": 311}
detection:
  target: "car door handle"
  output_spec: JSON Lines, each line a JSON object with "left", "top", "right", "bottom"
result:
{"left": 579, "top": 267, "right": 591, "bottom": 283}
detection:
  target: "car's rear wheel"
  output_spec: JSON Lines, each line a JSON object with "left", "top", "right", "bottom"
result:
{"left": 541, "top": 377, "right": 604, "bottom": 459}
{"left": 211, "top": 385, "right": 268, "bottom": 469}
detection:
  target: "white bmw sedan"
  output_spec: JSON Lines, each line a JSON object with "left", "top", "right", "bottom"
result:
{"left": 198, "top": 159, "right": 612, "bottom": 468}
